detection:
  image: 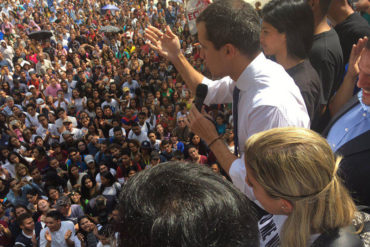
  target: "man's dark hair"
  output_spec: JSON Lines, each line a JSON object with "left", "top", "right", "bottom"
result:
{"left": 26, "top": 103, "right": 36, "bottom": 109}
{"left": 172, "top": 150, "right": 184, "bottom": 160}
{"left": 113, "top": 126, "right": 122, "bottom": 133}
{"left": 196, "top": 0, "right": 261, "bottom": 57}
{"left": 37, "top": 114, "right": 47, "bottom": 120}
{"left": 46, "top": 210, "right": 63, "bottom": 221}
{"left": 17, "top": 212, "right": 34, "bottom": 226}
{"left": 160, "top": 139, "right": 170, "bottom": 147}
{"left": 262, "top": 0, "right": 314, "bottom": 60}
{"left": 138, "top": 111, "right": 146, "bottom": 117}
{"left": 68, "top": 147, "right": 79, "bottom": 154}
{"left": 116, "top": 161, "right": 259, "bottom": 247}
{"left": 121, "top": 148, "right": 131, "bottom": 157}
{"left": 366, "top": 39, "right": 370, "bottom": 50}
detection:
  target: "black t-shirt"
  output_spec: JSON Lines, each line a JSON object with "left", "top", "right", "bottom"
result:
{"left": 286, "top": 59, "right": 322, "bottom": 130}
{"left": 335, "top": 13, "right": 370, "bottom": 65}
{"left": 309, "top": 29, "right": 344, "bottom": 105}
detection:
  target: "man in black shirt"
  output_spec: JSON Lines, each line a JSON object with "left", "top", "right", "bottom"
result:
{"left": 14, "top": 213, "right": 40, "bottom": 247}
{"left": 309, "top": 0, "right": 345, "bottom": 131}
{"left": 328, "top": 0, "right": 370, "bottom": 65}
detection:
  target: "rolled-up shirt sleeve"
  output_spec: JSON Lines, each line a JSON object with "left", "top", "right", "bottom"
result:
{"left": 202, "top": 76, "right": 235, "bottom": 105}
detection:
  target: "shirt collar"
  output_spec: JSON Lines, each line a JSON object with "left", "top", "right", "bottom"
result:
{"left": 358, "top": 90, "right": 370, "bottom": 113}
{"left": 235, "top": 52, "right": 265, "bottom": 91}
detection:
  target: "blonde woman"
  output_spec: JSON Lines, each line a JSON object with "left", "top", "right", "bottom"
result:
{"left": 244, "top": 127, "right": 369, "bottom": 246}
{"left": 15, "top": 163, "right": 32, "bottom": 182}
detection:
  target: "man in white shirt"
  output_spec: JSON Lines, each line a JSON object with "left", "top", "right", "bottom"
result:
{"left": 54, "top": 90, "right": 70, "bottom": 112}
{"left": 128, "top": 122, "right": 149, "bottom": 144}
{"left": 121, "top": 73, "right": 139, "bottom": 98}
{"left": 36, "top": 114, "right": 59, "bottom": 145}
{"left": 146, "top": 0, "right": 309, "bottom": 201}
{"left": 39, "top": 210, "right": 80, "bottom": 247}
{"left": 24, "top": 103, "right": 40, "bottom": 131}
{"left": 60, "top": 119, "right": 84, "bottom": 142}
{"left": 55, "top": 108, "right": 77, "bottom": 133}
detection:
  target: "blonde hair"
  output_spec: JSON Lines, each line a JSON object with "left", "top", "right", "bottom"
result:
{"left": 15, "top": 163, "right": 29, "bottom": 181}
{"left": 245, "top": 127, "right": 356, "bottom": 247}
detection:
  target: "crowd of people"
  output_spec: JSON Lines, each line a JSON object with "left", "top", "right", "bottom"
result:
{"left": 0, "top": 0, "right": 224, "bottom": 246}
{"left": 0, "top": 0, "right": 368, "bottom": 246}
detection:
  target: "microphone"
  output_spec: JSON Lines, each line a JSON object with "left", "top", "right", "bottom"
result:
{"left": 194, "top": 84, "right": 208, "bottom": 112}
{"left": 193, "top": 84, "right": 217, "bottom": 128}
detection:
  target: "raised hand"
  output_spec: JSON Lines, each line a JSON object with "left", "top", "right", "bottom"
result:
{"left": 64, "top": 229, "right": 72, "bottom": 240}
{"left": 145, "top": 25, "right": 181, "bottom": 61}
{"left": 45, "top": 230, "right": 52, "bottom": 242}
{"left": 347, "top": 36, "right": 368, "bottom": 79}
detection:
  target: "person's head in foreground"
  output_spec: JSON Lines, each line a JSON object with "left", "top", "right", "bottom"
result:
{"left": 116, "top": 161, "right": 259, "bottom": 247}
{"left": 244, "top": 127, "right": 356, "bottom": 246}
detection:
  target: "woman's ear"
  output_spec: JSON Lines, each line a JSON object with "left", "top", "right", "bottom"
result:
{"left": 280, "top": 199, "right": 293, "bottom": 215}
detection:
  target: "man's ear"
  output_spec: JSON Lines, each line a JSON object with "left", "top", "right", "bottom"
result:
{"left": 223, "top": 44, "right": 237, "bottom": 58}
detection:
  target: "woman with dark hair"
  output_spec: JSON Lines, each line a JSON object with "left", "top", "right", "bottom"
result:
{"left": 31, "top": 146, "right": 50, "bottom": 172}
{"left": 260, "top": 0, "right": 322, "bottom": 130}
{"left": 80, "top": 174, "right": 100, "bottom": 201}
{"left": 67, "top": 164, "right": 87, "bottom": 192}
{"left": 85, "top": 99, "right": 96, "bottom": 119}
{"left": 188, "top": 133, "right": 209, "bottom": 157}
{"left": 100, "top": 171, "right": 121, "bottom": 197}
{"left": 33, "top": 135, "right": 49, "bottom": 150}
{"left": 77, "top": 140, "right": 89, "bottom": 156}
{"left": 69, "top": 189, "right": 85, "bottom": 210}
{"left": 76, "top": 216, "right": 99, "bottom": 247}
{"left": 0, "top": 147, "right": 10, "bottom": 167}
{"left": 47, "top": 186, "right": 60, "bottom": 208}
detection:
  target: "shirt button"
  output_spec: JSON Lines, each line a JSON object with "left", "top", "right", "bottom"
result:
{"left": 345, "top": 128, "right": 348, "bottom": 132}
{"left": 363, "top": 113, "right": 367, "bottom": 117}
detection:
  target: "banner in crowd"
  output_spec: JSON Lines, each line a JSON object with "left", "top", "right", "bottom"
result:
{"left": 185, "top": 0, "right": 212, "bottom": 35}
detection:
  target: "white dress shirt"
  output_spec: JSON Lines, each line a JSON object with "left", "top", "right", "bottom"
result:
{"left": 203, "top": 52, "right": 310, "bottom": 153}
{"left": 203, "top": 53, "right": 310, "bottom": 205}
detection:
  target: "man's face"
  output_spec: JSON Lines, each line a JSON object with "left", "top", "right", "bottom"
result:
{"left": 21, "top": 217, "right": 35, "bottom": 232}
{"left": 358, "top": 49, "right": 370, "bottom": 105}
{"left": 31, "top": 168, "right": 41, "bottom": 180}
{"left": 138, "top": 115, "right": 145, "bottom": 124}
{"left": 16, "top": 207, "right": 27, "bottom": 217}
{"left": 58, "top": 204, "right": 70, "bottom": 216}
{"left": 149, "top": 133, "right": 156, "bottom": 142}
{"left": 177, "top": 118, "right": 186, "bottom": 128}
{"left": 45, "top": 217, "right": 61, "bottom": 232}
{"left": 114, "top": 130, "right": 123, "bottom": 139}
{"left": 121, "top": 154, "right": 130, "bottom": 165}
{"left": 197, "top": 22, "right": 226, "bottom": 79}
{"left": 100, "top": 165, "right": 108, "bottom": 173}
{"left": 70, "top": 151, "right": 80, "bottom": 161}
{"left": 27, "top": 106, "right": 35, "bottom": 116}
{"left": 133, "top": 126, "right": 141, "bottom": 135}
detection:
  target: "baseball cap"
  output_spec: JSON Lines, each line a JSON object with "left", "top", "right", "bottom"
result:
{"left": 150, "top": 151, "right": 160, "bottom": 160}
{"left": 63, "top": 117, "right": 72, "bottom": 123}
{"left": 141, "top": 140, "right": 151, "bottom": 149}
{"left": 62, "top": 130, "right": 73, "bottom": 136}
{"left": 84, "top": 155, "right": 95, "bottom": 164}
{"left": 56, "top": 196, "right": 71, "bottom": 208}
